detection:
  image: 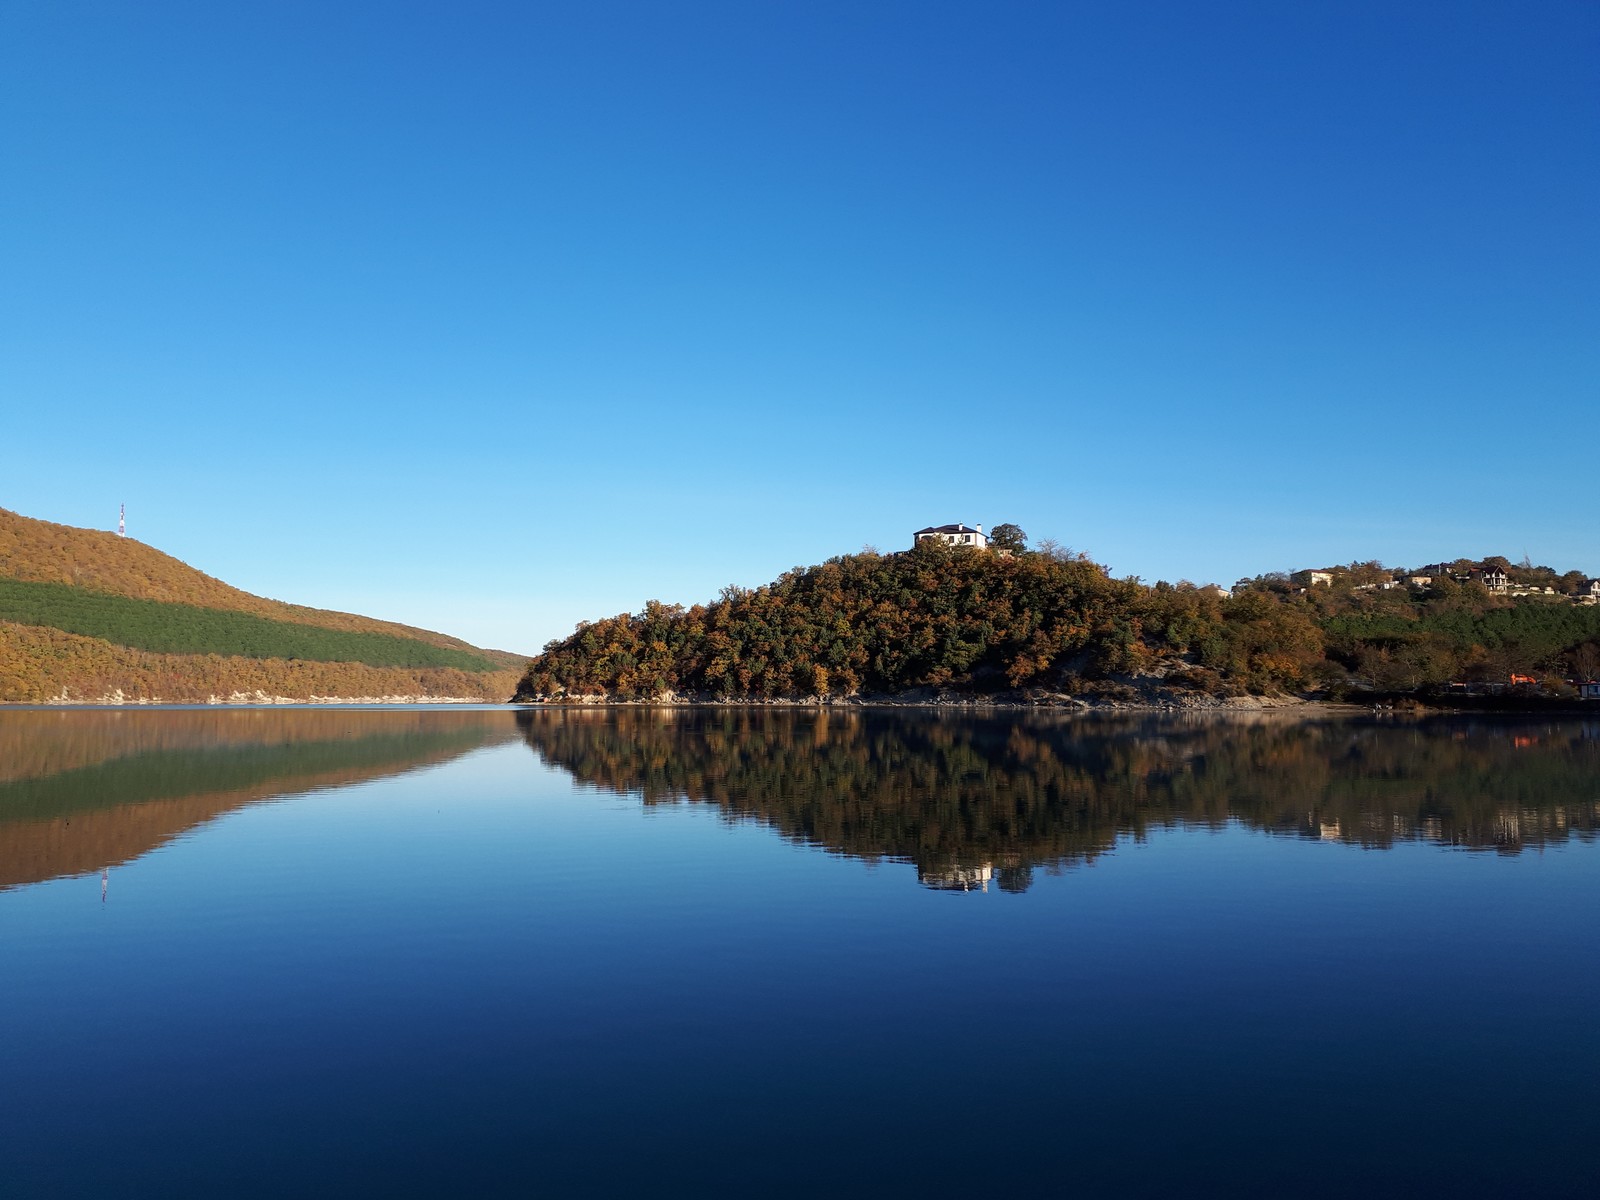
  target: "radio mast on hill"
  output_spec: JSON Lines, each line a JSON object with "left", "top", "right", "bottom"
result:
{"left": 118, "top": 503, "right": 125, "bottom": 538}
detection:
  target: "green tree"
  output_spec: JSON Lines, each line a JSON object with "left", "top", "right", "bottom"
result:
{"left": 989, "top": 523, "right": 1027, "bottom": 554}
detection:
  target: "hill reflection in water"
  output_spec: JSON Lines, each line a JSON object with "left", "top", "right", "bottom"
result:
{"left": 0, "top": 707, "right": 520, "bottom": 890}
{"left": 517, "top": 707, "right": 1600, "bottom": 890}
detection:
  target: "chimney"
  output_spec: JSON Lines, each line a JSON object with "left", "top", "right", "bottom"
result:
{"left": 976, "top": 524, "right": 982, "bottom": 535}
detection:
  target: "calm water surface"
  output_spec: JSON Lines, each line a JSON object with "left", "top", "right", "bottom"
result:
{"left": 2, "top": 706, "right": 1597, "bottom": 1198}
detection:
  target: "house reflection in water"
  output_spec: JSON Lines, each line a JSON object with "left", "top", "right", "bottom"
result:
{"left": 917, "top": 862, "right": 993, "bottom": 892}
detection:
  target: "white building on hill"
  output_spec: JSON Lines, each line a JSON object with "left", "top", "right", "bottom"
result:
{"left": 913, "top": 523, "right": 988, "bottom": 549}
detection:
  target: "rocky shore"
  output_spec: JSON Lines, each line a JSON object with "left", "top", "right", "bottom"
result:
{"left": 26, "top": 689, "right": 500, "bottom": 706}
{"left": 513, "top": 686, "right": 1345, "bottom": 713}
{"left": 513, "top": 687, "right": 1594, "bottom": 716}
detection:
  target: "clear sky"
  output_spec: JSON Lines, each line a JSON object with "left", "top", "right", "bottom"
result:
{"left": 3, "top": 1, "right": 1595, "bottom": 654}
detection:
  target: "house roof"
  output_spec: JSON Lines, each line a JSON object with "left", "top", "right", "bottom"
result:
{"left": 915, "top": 524, "right": 981, "bottom": 535}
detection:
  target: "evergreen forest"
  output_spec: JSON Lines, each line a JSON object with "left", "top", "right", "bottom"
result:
{"left": 0, "top": 578, "right": 497, "bottom": 671}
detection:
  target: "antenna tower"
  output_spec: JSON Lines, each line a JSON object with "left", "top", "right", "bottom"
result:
{"left": 119, "top": 503, "right": 125, "bottom": 538}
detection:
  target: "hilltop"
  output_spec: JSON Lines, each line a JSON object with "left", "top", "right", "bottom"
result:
{"left": 514, "top": 539, "right": 1600, "bottom": 706}
{"left": 0, "top": 508, "right": 524, "bottom": 703}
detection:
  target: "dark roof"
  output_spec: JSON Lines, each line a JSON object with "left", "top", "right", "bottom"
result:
{"left": 915, "top": 524, "right": 980, "bottom": 535}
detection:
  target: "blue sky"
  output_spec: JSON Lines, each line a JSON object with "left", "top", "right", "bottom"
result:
{"left": 3, "top": 0, "right": 1595, "bottom": 654}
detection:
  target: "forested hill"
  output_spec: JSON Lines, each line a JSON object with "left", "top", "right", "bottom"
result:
{"left": 514, "top": 540, "right": 1600, "bottom": 704}
{"left": 0, "top": 508, "right": 524, "bottom": 702}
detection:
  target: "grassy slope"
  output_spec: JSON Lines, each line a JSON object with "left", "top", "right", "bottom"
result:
{"left": 0, "top": 509, "right": 524, "bottom": 700}
{"left": 0, "top": 508, "right": 521, "bottom": 662}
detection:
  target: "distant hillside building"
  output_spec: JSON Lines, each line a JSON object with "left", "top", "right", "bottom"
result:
{"left": 913, "top": 523, "right": 988, "bottom": 550}
{"left": 1292, "top": 569, "right": 1335, "bottom": 587}
{"left": 1477, "top": 568, "right": 1509, "bottom": 594}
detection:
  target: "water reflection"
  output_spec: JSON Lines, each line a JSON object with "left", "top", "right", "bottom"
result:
{"left": 0, "top": 708, "right": 520, "bottom": 890}
{"left": 7, "top": 706, "right": 1597, "bottom": 898}
{"left": 518, "top": 708, "right": 1600, "bottom": 890}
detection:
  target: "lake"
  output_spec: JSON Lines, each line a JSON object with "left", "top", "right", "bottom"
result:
{"left": 3, "top": 706, "right": 1597, "bottom": 1198}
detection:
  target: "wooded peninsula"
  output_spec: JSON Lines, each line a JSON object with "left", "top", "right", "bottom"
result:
{"left": 514, "top": 536, "right": 1600, "bottom": 708}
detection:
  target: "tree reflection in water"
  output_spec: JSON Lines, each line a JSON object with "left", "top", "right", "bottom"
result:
{"left": 518, "top": 707, "right": 1600, "bottom": 890}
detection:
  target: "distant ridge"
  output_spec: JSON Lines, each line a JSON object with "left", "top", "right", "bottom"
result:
{"left": 0, "top": 508, "right": 523, "bottom": 702}
{"left": 0, "top": 507, "right": 500, "bottom": 654}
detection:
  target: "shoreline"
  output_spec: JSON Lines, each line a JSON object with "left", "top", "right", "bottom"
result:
{"left": 5, "top": 693, "right": 1592, "bottom": 716}
{"left": 5, "top": 692, "right": 505, "bottom": 707}
{"left": 511, "top": 692, "right": 1600, "bottom": 716}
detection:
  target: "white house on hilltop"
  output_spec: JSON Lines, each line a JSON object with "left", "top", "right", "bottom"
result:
{"left": 913, "top": 523, "right": 988, "bottom": 549}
